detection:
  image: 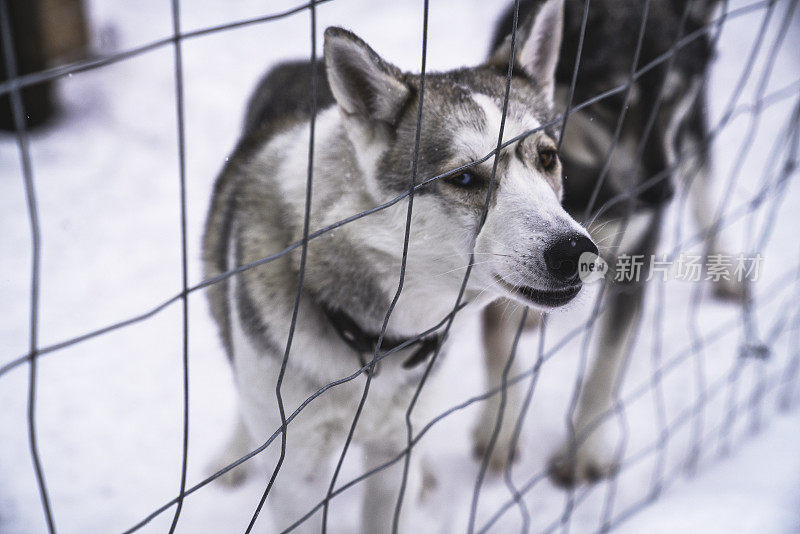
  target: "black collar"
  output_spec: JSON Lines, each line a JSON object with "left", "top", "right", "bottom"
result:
{"left": 322, "top": 305, "right": 442, "bottom": 373}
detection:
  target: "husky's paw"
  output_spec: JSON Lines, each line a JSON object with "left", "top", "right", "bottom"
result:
{"left": 419, "top": 462, "right": 439, "bottom": 503}
{"left": 547, "top": 442, "right": 617, "bottom": 488}
{"left": 207, "top": 453, "right": 251, "bottom": 487}
{"left": 711, "top": 277, "right": 750, "bottom": 302}
{"left": 471, "top": 426, "right": 519, "bottom": 473}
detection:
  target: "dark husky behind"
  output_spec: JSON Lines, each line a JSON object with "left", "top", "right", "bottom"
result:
{"left": 475, "top": 0, "right": 746, "bottom": 487}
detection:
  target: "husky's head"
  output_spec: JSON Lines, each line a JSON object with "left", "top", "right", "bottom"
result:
{"left": 323, "top": 0, "right": 596, "bottom": 310}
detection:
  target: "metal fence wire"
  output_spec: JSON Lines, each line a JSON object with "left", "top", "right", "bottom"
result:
{"left": 2, "top": 0, "right": 800, "bottom": 532}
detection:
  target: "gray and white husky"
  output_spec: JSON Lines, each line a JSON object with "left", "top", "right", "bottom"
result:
{"left": 474, "top": 0, "right": 745, "bottom": 486}
{"left": 203, "top": 0, "right": 594, "bottom": 531}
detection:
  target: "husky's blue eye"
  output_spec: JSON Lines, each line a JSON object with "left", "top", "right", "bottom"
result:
{"left": 449, "top": 172, "right": 477, "bottom": 187}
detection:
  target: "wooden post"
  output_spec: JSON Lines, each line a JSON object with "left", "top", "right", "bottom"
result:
{"left": 1, "top": 0, "right": 88, "bottom": 130}
{"left": 40, "top": 0, "right": 88, "bottom": 63}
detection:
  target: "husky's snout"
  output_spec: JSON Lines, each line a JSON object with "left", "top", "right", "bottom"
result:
{"left": 544, "top": 233, "right": 597, "bottom": 284}
{"left": 487, "top": 224, "right": 598, "bottom": 310}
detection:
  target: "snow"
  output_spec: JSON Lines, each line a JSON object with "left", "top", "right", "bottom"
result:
{"left": 614, "top": 409, "right": 800, "bottom": 534}
{"left": 1, "top": 0, "right": 799, "bottom": 533}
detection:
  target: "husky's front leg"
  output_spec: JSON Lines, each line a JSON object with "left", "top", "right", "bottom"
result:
{"left": 260, "top": 423, "right": 338, "bottom": 534}
{"left": 549, "top": 282, "right": 643, "bottom": 486}
{"left": 473, "top": 299, "right": 539, "bottom": 471}
{"left": 361, "top": 443, "right": 425, "bottom": 534}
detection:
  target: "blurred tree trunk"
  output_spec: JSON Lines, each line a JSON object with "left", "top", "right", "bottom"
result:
{"left": 1, "top": 0, "right": 88, "bottom": 130}
{"left": 40, "top": 0, "right": 88, "bottom": 63}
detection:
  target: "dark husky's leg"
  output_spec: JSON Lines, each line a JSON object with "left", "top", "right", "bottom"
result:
{"left": 549, "top": 209, "right": 660, "bottom": 487}
{"left": 680, "top": 87, "right": 748, "bottom": 301}
{"left": 549, "top": 281, "right": 645, "bottom": 486}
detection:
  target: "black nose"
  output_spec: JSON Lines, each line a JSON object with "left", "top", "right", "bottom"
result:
{"left": 544, "top": 234, "right": 598, "bottom": 283}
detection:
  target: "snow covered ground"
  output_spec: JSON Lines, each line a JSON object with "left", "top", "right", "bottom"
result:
{"left": 1, "top": 0, "right": 799, "bottom": 533}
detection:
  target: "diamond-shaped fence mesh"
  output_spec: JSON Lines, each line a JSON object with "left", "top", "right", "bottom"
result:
{"left": 1, "top": 0, "right": 799, "bottom": 532}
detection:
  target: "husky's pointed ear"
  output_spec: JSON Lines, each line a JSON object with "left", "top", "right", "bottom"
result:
{"left": 488, "top": 0, "right": 563, "bottom": 102}
{"left": 324, "top": 27, "right": 410, "bottom": 126}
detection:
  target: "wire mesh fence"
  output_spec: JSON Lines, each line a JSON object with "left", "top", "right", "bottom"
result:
{"left": 1, "top": 0, "right": 799, "bottom": 533}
